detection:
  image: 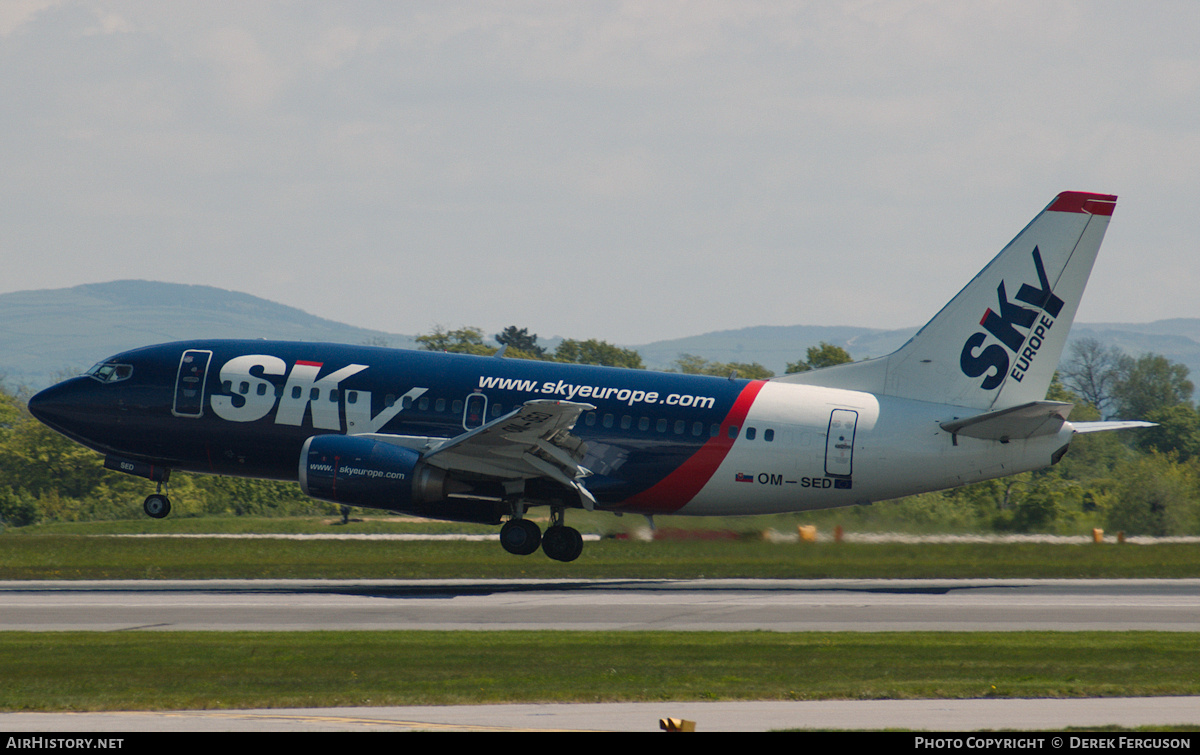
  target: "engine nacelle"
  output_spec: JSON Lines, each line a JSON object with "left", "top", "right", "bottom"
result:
{"left": 298, "top": 434, "right": 502, "bottom": 524}
{"left": 300, "top": 434, "right": 442, "bottom": 511}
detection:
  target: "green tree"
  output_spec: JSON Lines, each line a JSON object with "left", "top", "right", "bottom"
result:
{"left": 1136, "top": 404, "right": 1200, "bottom": 461}
{"left": 494, "top": 326, "right": 546, "bottom": 358}
{"left": 1110, "top": 353, "right": 1193, "bottom": 420}
{"left": 416, "top": 326, "right": 495, "bottom": 356}
{"left": 554, "top": 339, "right": 644, "bottom": 369}
{"left": 673, "top": 354, "right": 774, "bottom": 379}
{"left": 785, "top": 342, "right": 853, "bottom": 374}
{"left": 1059, "top": 337, "right": 1124, "bottom": 417}
{"left": 1003, "top": 475, "right": 1069, "bottom": 533}
{"left": 1100, "top": 453, "right": 1200, "bottom": 536}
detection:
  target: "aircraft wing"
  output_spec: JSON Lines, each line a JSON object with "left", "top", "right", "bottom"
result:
{"left": 358, "top": 399, "right": 598, "bottom": 509}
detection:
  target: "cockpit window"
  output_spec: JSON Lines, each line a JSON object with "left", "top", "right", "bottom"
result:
{"left": 86, "top": 361, "right": 133, "bottom": 383}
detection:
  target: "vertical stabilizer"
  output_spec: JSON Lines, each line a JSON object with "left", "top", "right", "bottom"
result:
{"left": 778, "top": 192, "right": 1117, "bottom": 411}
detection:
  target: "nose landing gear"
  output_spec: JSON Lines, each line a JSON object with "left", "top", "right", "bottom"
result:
{"left": 143, "top": 493, "right": 171, "bottom": 519}
{"left": 142, "top": 479, "right": 171, "bottom": 519}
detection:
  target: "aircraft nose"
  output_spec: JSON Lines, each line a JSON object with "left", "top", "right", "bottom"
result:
{"left": 28, "top": 383, "right": 59, "bottom": 424}
{"left": 27, "top": 378, "right": 91, "bottom": 434}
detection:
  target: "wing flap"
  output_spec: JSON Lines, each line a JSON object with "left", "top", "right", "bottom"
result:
{"left": 357, "top": 399, "right": 597, "bottom": 508}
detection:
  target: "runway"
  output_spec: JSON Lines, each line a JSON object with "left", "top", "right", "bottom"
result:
{"left": 4, "top": 578, "right": 1200, "bottom": 731}
{"left": 2, "top": 578, "right": 1199, "bottom": 632}
{"left": 4, "top": 698, "right": 1200, "bottom": 733}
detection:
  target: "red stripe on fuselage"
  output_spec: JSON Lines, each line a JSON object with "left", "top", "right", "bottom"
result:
{"left": 615, "top": 380, "right": 767, "bottom": 514}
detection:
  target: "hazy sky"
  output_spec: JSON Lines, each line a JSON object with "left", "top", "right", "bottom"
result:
{"left": 3, "top": 1, "right": 1198, "bottom": 344}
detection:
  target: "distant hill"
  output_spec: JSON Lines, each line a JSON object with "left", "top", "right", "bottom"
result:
{"left": 637, "top": 321, "right": 1200, "bottom": 381}
{"left": 0, "top": 281, "right": 416, "bottom": 389}
{"left": 3, "top": 280, "right": 1199, "bottom": 392}
{"left": 634, "top": 325, "right": 918, "bottom": 373}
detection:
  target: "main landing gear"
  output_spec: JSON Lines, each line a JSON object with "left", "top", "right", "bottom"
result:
{"left": 500, "top": 506, "right": 584, "bottom": 562}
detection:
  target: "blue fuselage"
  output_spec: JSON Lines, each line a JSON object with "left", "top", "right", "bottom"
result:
{"left": 30, "top": 340, "right": 759, "bottom": 514}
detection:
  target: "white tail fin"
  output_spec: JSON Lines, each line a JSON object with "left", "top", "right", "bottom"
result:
{"left": 777, "top": 192, "right": 1117, "bottom": 410}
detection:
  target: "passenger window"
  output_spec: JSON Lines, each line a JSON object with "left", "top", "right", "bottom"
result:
{"left": 452, "top": 400, "right": 463, "bottom": 413}
{"left": 656, "top": 418, "right": 668, "bottom": 432}
{"left": 257, "top": 383, "right": 268, "bottom": 396}
{"left": 710, "top": 424, "right": 720, "bottom": 438}
{"left": 347, "top": 391, "right": 358, "bottom": 404}
{"left": 310, "top": 387, "right": 320, "bottom": 401}
{"left": 403, "top": 395, "right": 414, "bottom": 409}
{"left": 385, "top": 394, "right": 396, "bottom": 408}
{"left": 620, "top": 415, "right": 632, "bottom": 430}
{"left": 602, "top": 413, "right": 614, "bottom": 428}
{"left": 674, "top": 420, "right": 685, "bottom": 434}
{"left": 639, "top": 417, "right": 650, "bottom": 431}
{"left": 585, "top": 412, "right": 596, "bottom": 426}
{"left": 692, "top": 422, "right": 703, "bottom": 436}
{"left": 222, "top": 380, "right": 232, "bottom": 393}
{"left": 435, "top": 398, "right": 446, "bottom": 412}
{"left": 746, "top": 427, "right": 756, "bottom": 440}
{"left": 239, "top": 381, "right": 250, "bottom": 395}
{"left": 728, "top": 425, "right": 738, "bottom": 439}
{"left": 292, "top": 386, "right": 302, "bottom": 400}
{"left": 419, "top": 397, "right": 429, "bottom": 411}
{"left": 329, "top": 389, "right": 339, "bottom": 402}
{"left": 764, "top": 429, "right": 775, "bottom": 442}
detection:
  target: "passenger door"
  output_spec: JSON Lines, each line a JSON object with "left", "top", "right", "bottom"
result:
{"left": 173, "top": 349, "right": 212, "bottom": 418}
{"left": 824, "top": 409, "right": 858, "bottom": 478}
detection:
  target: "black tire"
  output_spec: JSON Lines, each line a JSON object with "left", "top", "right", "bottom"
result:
{"left": 143, "top": 494, "right": 171, "bottom": 519}
{"left": 499, "top": 518, "right": 541, "bottom": 556}
{"left": 542, "top": 525, "right": 583, "bottom": 562}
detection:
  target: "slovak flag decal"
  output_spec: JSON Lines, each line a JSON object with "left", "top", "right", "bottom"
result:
{"left": 735, "top": 472, "right": 754, "bottom": 483}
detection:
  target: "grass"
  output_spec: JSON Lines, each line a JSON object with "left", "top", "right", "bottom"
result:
{"left": 3, "top": 516, "right": 1198, "bottom": 714}
{"left": 2, "top": 531, "right": 1200, "bottom": 579}
{"left": 1, "top": 631, "right": 1197, "bottom": 711}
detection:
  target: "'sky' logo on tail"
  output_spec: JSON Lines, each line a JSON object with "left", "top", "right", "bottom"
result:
{"left": 959, "top": 247, "right": 1062, "bottom": 390}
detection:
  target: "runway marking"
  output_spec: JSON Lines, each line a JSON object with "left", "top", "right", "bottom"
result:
{"left": 144, "top": 710, "right": 601, "bottom": 732}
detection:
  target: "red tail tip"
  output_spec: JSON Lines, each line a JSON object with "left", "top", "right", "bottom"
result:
{"left": 1048, "top": 191, "right": 1117, "bottom": 216}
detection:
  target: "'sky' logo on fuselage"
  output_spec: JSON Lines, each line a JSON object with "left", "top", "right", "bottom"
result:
{"left": 209, "top": 354, "right": 425, "bottom": 433}
{"left": 958, "top": 247, "right": 1063, "bottom": 390}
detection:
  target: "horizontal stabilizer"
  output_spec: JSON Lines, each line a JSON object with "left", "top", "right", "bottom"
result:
{"left": 1072, "top": 421, "right": 1157, "bottom": 434}
{"left": 940, "top": 401, "right": 1073, "bottom": 442}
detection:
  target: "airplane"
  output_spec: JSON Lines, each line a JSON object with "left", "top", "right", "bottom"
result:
{"left": 28, "top": 191, "right": 1152, "bottom": 562}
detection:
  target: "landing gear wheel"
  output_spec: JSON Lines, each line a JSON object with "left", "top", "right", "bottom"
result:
{"left": 500, "top": 518, "right": 542, "bottom": 556}
{"left": 542, "top": 525, "right": 584, "bottom": 562}
{"left": 143, "top": 494, "right": 171, "bottom": 519}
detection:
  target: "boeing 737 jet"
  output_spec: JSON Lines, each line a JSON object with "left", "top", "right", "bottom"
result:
{"left": 29, "top": 191, "right": 1151, "bottom": 561}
